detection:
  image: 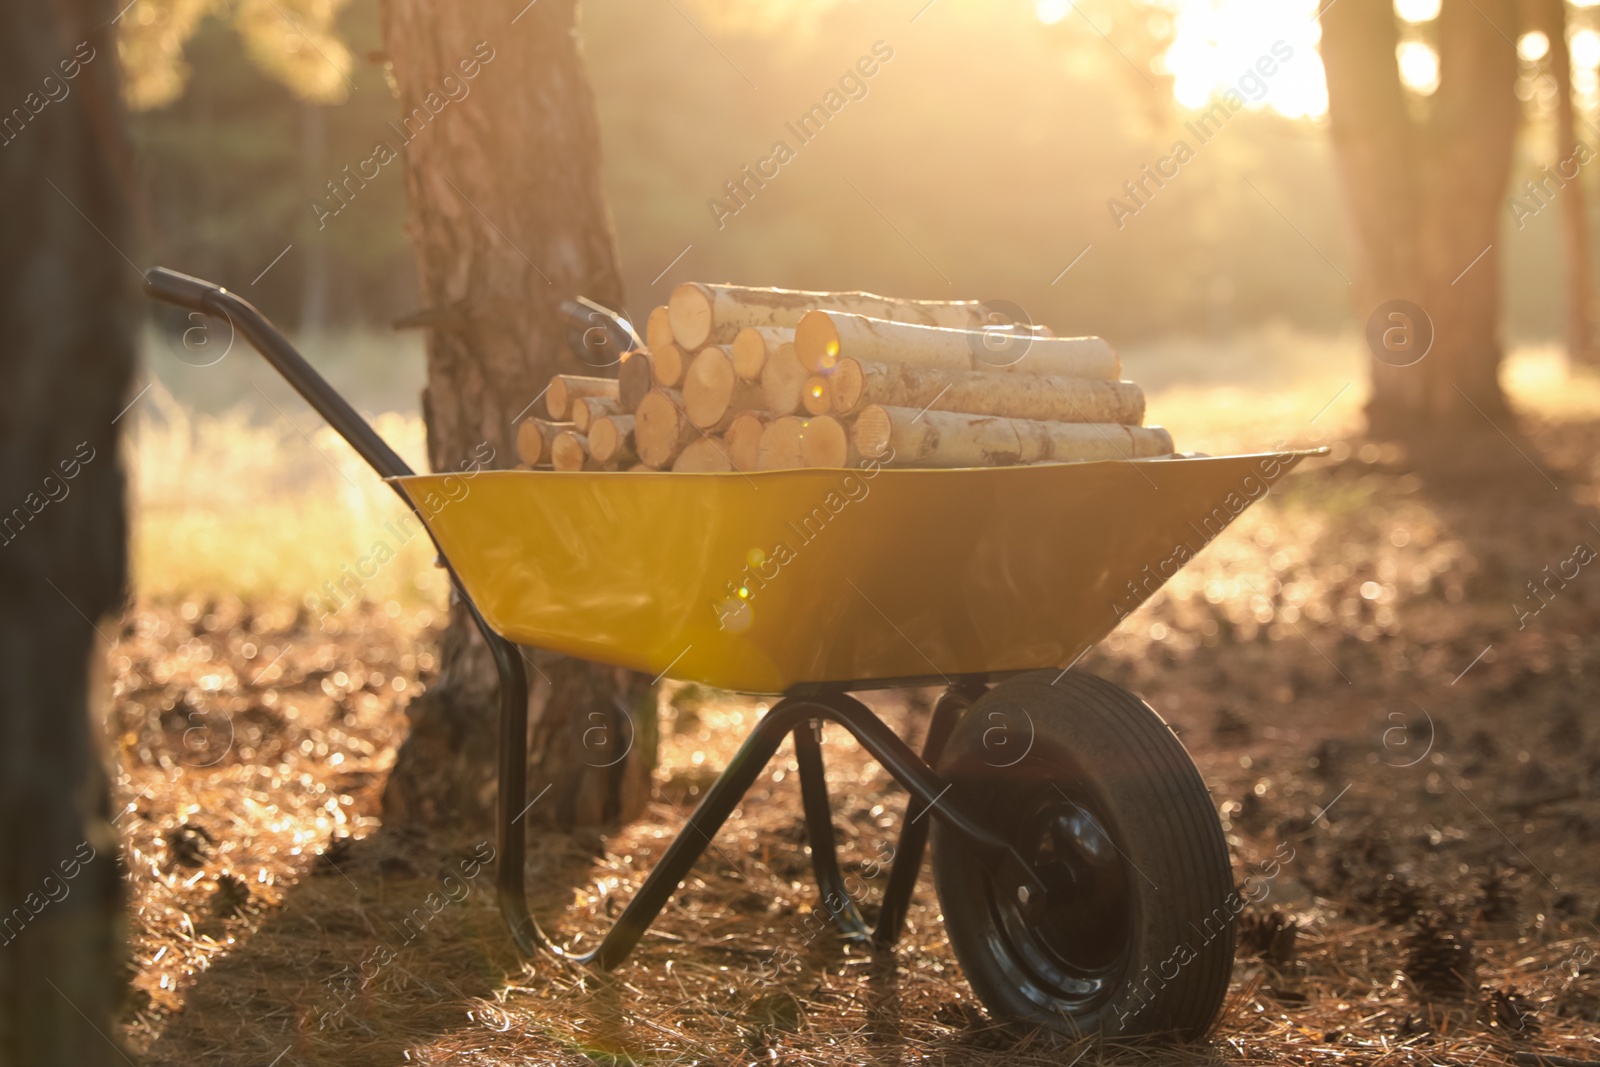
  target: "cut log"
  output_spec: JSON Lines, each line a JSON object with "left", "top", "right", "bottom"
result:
{"left": 634, "top": 388, "right": 697, "bottom": 468}
{"left": 725, "top": 411, "right": 769, "bottom": 472}
{"left": 682, "top": 345, "right": 734, "bottom": 427}
{"left": 546, "top": 374, "right": 619, "bottom": 420}
{"left": 550, "top": 431, "right": 592, "bottom": 472}
{"left": 829, "top": 358, "right": 864, "bottom": 414}
{"left": 795, "top": 311, "right": 1119, "bottom": 380}
{"left": 798, "top": 415, "right": 850, "bottom": 468}
{"left": 759, "top": 342, "right": 808, "bottom": 416}
{"left": 627, "top": 462, "right": 651, "bottom": 472}
{"left": 672, "top": 437, "right": 734, "bottom": 472}
{"left": 684, "top": 346, "right": 765, "bottom": 430}
{"left": 668, "top": 282, "right": 981, "bottom": 349}
{"left": 515, "top": 418, "right": 571, "bottom": 466}
{"left": 619, "top": 351, "right": 656, "bottom": 411}
{"left": 619, "top": 345, "right": 686, "bottom": 401}
{"left": 731, "top": 326, "right": 792, "bottom": 380}
{"left": 1009, "top": 420, "right": 1172, "bottom": 463}
{"left": 801, "top": 375, "right": 833, "bottom": 416}
{"left": 756, "top": 415, "right": 807, "bottom": 470}
{"left": 756, "top": 415, "right": 850, "bottom": 469}
{"left": 571, "top": 395, "right": 621, "bottom": 433}
{"left": 853, "top": 405, "right": 1173, "bottom": 467}
{"left": 645, "top": 305, "right": 674, "bottom": 352}
{"left": 588, "top": 414, "right": 637, "bottom": 467}
{"left": 830, "top": 358, "right": 1145, "bottom": 424}
{"left": 652, "top": 342, "right": 687, "bottom": 388}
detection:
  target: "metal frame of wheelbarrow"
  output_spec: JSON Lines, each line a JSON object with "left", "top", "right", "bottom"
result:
{"left": 143, "top": 267, "right": 1052, "bottom": 966}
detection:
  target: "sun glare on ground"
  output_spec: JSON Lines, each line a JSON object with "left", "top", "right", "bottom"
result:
{"left": 1160, "top": 0, "right": 1328, "bottom": 118}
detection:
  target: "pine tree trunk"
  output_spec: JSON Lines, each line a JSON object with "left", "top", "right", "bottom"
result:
{"left": 0, "top": 2, "right": 134, "bottom": 1063}
{"left": 377, "top": 0, "right": 656, "bottom": 834}
{"left": 1533, "top": 0, "right": 1595, "bottom": 365}
{"left": 1320, "top": 0, "right": 1519, "bottom": 435}
{"left": 1415, "top": 0, "right": 1520, "bottom": 426}
{"left": 1320, "top": 0, "right": 1426, "bottom": 434}
{"left": 299, "top": 102, "right": 330, "bottom": 336}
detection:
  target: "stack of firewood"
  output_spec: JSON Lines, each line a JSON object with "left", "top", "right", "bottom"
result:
{"left": 515, "top": 282, "right": 1173, "bottom": 472}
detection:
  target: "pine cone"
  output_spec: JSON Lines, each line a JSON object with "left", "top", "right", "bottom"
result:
{"left": 313, "top": 834, "right": 355, "bottom": 875}
{"left": 211, "top": 872, "right": 251, "bottom": 918}
{"left": 1371, "top": 873, "right": 1427, "bottom": 926}
{"left": 1546, "top": 710, "right": 1584, "bottom": 750}
{"left": 1483, "top": 987, "right": 1538, "bottom": 1036}
{"left": 1557, "top": 989, "right": 1600, "bottom": 1022}
{"left": 1239, "top": 907, "right": 1299, "bottom": 967}
{"left": 1310, "top": 738, "right": 1347, "bottom": 782}
{"left": 1466, "top": 728, "right": 1499, "bottom": 760}
{"left": 1405, "top": 913, "right": 1477, "bottom": 1001}
{"left": 1476, "top": 864, "right": 1517, "bottom": 924}
{"left": 1515, "top": 759, "right": 1553, "bottom": 795}
{"left": 1355, "top": 828, "right": 1396, "bottom": 869}
{"left": 1212, "top": 706, "right": 1252, "bottom": 742}
{"left": 1236, "top": 791, "right": 1266, "bottom": 829}
{"left": 167, "top": 821, "right": 215, "bottom": 869}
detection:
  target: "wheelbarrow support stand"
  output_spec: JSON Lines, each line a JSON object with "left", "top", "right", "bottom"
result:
{"left": 497, "top": 665, "right": 1030, "bottom": 968}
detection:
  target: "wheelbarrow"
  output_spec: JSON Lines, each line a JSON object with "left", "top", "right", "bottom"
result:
{"left": 144, "top": 267, "right": 1316, "bottom": 1041}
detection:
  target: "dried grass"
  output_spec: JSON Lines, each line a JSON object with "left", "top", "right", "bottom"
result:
{"left": 126, "top": 381, "right": 445, "bottom": 607}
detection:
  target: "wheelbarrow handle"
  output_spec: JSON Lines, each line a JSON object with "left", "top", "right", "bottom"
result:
{"left": 145, "top": 267, "right": 553, "bottom": 971}
{"left": 558, "top": 296, "right": 639, "bottom": 366}
{"left": 143, "top": 267, "right": 415, "bottom": 487}
{"left": 144, "top": 266, "right": 224, "bottom": 315}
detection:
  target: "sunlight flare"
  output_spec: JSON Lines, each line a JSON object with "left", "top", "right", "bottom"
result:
{"left": 1394, "top": 0, "right": 1441, "bottom": 23}
{"left": 1164, "top": 0, "right": 1327, "bottom": 118}
{"left": 1397, "top": 40, "right": 1440, "bottom": 95}
{"left": 1035, "top": 0, "right": 1069, "bottom": 25}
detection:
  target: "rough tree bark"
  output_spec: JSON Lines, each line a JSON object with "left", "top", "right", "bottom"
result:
{"left": 0, "top": 1, "right": 134, "bottom": 1063}
{"left": 377, "top": 0, "right": 656, "bottom": 833}
{"left": 1320, "top": 0, "right": 1428, "bottom": 424}
{"left": 1321, "top": 0, "right": 1520, "bottom": 435}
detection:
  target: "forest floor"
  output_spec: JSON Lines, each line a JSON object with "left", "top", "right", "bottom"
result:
{"left": 107, "top": 345, "right": 1600, "bottom": 1065}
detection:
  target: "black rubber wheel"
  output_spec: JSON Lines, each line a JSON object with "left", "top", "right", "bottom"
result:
{"left": 930, "top": 670, "right": 1235, "bottom": 1041}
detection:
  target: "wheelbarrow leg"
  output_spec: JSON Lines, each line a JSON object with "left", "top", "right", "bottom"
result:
{"left": 792, "top": 721, "right": 870, "bottom": 943}
{"left": 873, "top": 682, "right": 984, "bottom": 948}
{"left": 485, "top": 622, "right": 540, "bottom": 958}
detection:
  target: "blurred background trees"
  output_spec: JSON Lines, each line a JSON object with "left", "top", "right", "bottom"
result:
{"left": 123, "top": 1, "right": 407, "bottom": 331}
{"left": 116, "top": 0, "right": 1600, "bottom": 365}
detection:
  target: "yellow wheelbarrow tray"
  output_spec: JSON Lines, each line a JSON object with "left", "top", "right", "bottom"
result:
{"left": 394, "top": 450, "right": 1316, "bottom": 695}
{"left": 144, "top": 266, "right": 1321, "bottom": 1043}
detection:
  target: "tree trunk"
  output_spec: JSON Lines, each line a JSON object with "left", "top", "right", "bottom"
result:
{"left": 299, "top": 102, "right": 330, "bottom": 337}
{"left": 1320, "top": 0, "right": 1427, "bottom": 432}
{"left": 1321, "top": 0, "right": 1519, "bottom": 435}
{"left": 0, "top": 2, "right": 134, "bottom": 1063}
{"left": 1531, "top": 0, "right": 1595, "bottom": 365}
{"left": 1417, "top": 0, "right": 1520, "bottom": 425}
{"left": 377, "top": 0, "right": 656, "bottom": 833}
